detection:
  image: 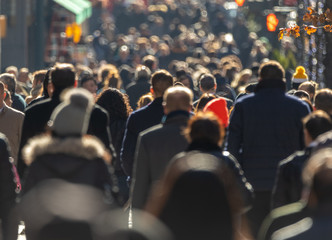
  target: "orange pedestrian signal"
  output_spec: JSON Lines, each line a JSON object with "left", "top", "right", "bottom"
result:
{"left": 266, "top": 13, "right": 279, "bottom": 32}
{"left": 235, "top": 0, "right": 245, "bottom": 7}
{"left": 65, "top": 23, "right": 82, "bottom": 44}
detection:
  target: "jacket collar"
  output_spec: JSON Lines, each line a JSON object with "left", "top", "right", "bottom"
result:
{"left": 162, "top": 110, "right": 190, "bottom": 124}
{"left": 255, "top": 79, "right": 286, "bottom": 93}
{"left": 150, "top": 97, "right": 163, "bottom": 106}
{"left": 187, "top": 140, "right": 221, "bottom": 152}
{"left": 23, "top": 135, "right": 108, "bottom": 166}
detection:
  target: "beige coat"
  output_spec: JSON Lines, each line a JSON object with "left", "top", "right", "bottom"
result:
{"left": 0, "top": 104, "right": 24, "bottom": 164}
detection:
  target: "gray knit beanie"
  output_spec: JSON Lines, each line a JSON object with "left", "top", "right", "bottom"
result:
{"left": 48, "top": 88, "right": 94, "bottom": 137}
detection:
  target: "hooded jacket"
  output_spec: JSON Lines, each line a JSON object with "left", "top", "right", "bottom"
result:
{"left": 22, "top": 135, "right": 115, "bottom": 201}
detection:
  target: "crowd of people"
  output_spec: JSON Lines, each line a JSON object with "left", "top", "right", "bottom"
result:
{"left": 0, "top": 0, "right": 332, "bottom": 240}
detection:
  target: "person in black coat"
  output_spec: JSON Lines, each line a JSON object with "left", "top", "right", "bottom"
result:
{"left": 269, "top": 148, "right": 332, "bottom": 240}
{"left": 225, "top": 60, "right": 310, "bottom": 236}
{"left": 131, "top": 86, "right": 192, "bottom": 209}
{"left": 181, "top": 112, "right": 254, "bottom": 210}
{"left": 120, "top": 70, "right": 174, "bottom": 179}
{"left": 0, "top": 133, "right": 18, "bottom": 240}
{"left": 21, "top": 88, "right": 117, "bottom": 199}
{"left": 145, "top": 151, "right": 252, "bottom": 240}
{"left": 96, "top": 88, "right": 133, "bottom": 206}
{"left": 17, "top": 63, "right": 115, "bottom": 178}
{"left": 272, "top": 110, "right": 332, "bottom": 209}
{"left": 125, "top": 65, "right": 151, "bottom": 110}
{"left": 20, "top": 89, "right": 119, "bottom": 238}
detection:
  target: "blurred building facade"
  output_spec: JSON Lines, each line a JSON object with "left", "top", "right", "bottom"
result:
{"left": 0, "top": 0, "right": 93, "bottom": 72}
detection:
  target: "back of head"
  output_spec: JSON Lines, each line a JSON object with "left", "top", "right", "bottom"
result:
{"left": 162, "top": 170, "right": 233, "bottom": 240}
{"left": 48, "top": 88, "right": 94, "bottom": 137}
{"left": 18, "top": 67, "right": 30, "bottom": 83}
{"left": 32, "top": 70, "right": 48, "bottom": 87}
{"left": 0, "top": 73, "right": 16, "bottom": 94}
{"left": 258, "top": 60, "right": 285, "bottom": 82}
{"left": 163, "top": 86, "right": 193, "bottom": 113}
{"left": 98, "top": 64, "right": 118, "bottom": 83}
{"left": 103, "top": 67, "right": 122, "bottom": 90}
{"left": 299, "top": 81, "right": 317, "bottom": 98}
{"left": 293, "top": 90, "right": 310, "bottom": 100}
{"left": 149, "top": 153, "right": 235, "bottom": 240}
{"left": 151, "top": 70, "right": 174, "bottom": 97}
{"left": 5, "top": 65, "right": 18, "bottom": 78}
{"left": 137, "top": 93, "right": 154, "bottom": 110}
{"left": 303, "top": 148, "right": 332, "bottom": 205}
{"left": 50, "top": 63, "right": 76, "bottom": 91}
{"left": 119, "top": 65, "right": 134, "bottom": 87}
{"left": 135, "top": 65, "right": 151, "bottom": 82}
{"left": 96, "top": 88, "right": 132, "bottom": 119}
{"left": 19, "top": 180, "right": 110, "bottom": 240}
{"left": 199, "top": 73, "right": 216, "bottom": 92}
{"left": 185, "top": 112, "right": 224, "bottom": 146}
{"left": 303, "top": 110, "right": 332, "bottom": 140}
{"left": 80, "top": 75, "right": 96, "bottom": 88}
{"left": 142, "top": 55, "right": 158, "bottom": 72}
{"left": 43, "top": 68, "right": 53, "bottom": 98}
{"left": 314, "top": 88, "right": 332, "bottom": 116}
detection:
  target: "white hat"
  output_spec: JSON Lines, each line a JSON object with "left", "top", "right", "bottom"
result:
{"left": 48, "top": 88, "right": 94, "bottom": 137}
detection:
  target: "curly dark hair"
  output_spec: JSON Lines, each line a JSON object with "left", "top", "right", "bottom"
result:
{"left": 96, "top": 88, "right": 132, "bottom": 120}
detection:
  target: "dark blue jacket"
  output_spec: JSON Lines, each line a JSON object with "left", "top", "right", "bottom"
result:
{"left": 226, "top": 79, "right": 310, "bottom": 191}
{"left": 120, "top": 97, "right": 164, "bottom": 177}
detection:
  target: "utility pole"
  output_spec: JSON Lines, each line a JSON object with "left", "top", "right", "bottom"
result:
{"left": 35, "top": 0, "right": 45, "bottom": 69}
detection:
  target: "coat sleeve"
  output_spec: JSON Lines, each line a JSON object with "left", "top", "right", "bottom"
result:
{"left": 271, "top": 164, "right": 288, "bottom": 209}
{"left": 225, "top": 102, "right": 243, "bottom": 164}
{"left": 130, "top": 134, "right": 150, "bottom": 209}
{"left": 17, "top": 109, "right": 34, "bottom": 178}
{"left": 14, "top": 113, "right": 24, "bottom": 164}
{"left": 222, "top": 151, "right": 254, "bottom": 211}
{"left": 88, "top": 107, "right": 116, "bottom": 158}
{"left": 271, "top": 161, "right": 291, "bottom": 209}
{"left": 0, "top": 136, "right": 17, "bottom": 239}
{"left": 120, "top": 114, "right": 138, "bottom": 177}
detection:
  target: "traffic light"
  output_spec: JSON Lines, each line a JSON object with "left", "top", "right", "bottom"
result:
{"left": 65, "top": 23, "right": 82, "bottom": 44}
{"left": 235, "top": 0, "right": 245, "bottom": 7}
{"left": 266, "top": 13, "right": 279, "bottom": 32}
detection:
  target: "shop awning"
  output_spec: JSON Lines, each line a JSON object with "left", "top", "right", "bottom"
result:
{"left": 54, "top": 0, "right": 92, "bottom": 24}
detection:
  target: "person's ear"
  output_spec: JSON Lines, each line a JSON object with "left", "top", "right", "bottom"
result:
{"left": 48, "top": 82, "right": 54, "bottom": 95}
{"left": 163, "top": 104, "right": 168, "bottom": 115}
{"left": 150, "top": 87, "right": 154, "bottom": 95}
